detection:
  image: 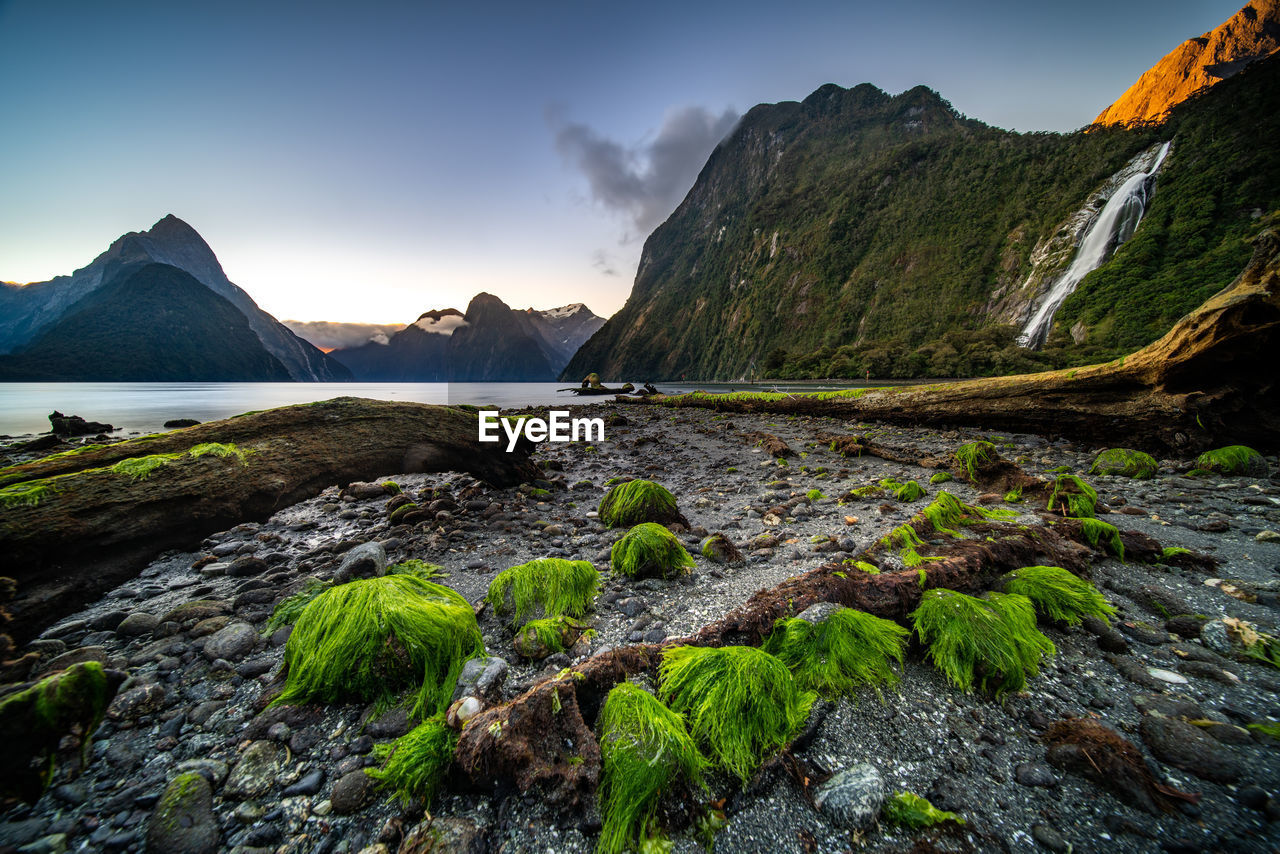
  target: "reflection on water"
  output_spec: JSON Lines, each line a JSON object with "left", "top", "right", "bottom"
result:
{"left": 0, "top": 380, "right": 882, "bottom": 437}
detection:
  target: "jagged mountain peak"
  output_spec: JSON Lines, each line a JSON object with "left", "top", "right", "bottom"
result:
{"left": 1093, "top": 0, "right": 1280, "bottom": 126}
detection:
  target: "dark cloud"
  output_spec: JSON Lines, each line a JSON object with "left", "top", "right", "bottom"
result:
{"left": 551, "top": 105, "right": 739, "bottom": 238}
{"left": 591, "top": 249, "right": 619, "bottom": 277}
{"left": 283, "top": 320, "right": 404, "bottom": 351}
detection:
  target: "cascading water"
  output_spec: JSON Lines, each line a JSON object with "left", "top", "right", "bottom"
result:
{"left": 1017, "top": 141, "right": 1171, "bottom": 349}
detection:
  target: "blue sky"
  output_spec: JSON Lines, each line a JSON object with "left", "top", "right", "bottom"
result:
{"left": 0, "top": 0, "right": 1246, "bottom": 326}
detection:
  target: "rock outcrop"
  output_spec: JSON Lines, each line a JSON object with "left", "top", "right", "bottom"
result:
{"left": 1093, "top": 0, "right": 1280, "bottom": 127}
{"left": 0, "top": 398, "right": 539, "bottom": 640}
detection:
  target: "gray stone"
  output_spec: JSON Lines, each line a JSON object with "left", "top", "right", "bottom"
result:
{"left": 1256, "top": 530, "right": 1280, "bottom": 543}
{"left": 451, "top": 656, "right": 509, "bottom": 705}
{"left": 399, "top": 816, "right": 488, "bottom": 854}
{"left": 1014, "top": 762, "right": 1058, "bottom": 788}
{"left": 225, "top": 557, "right": 267, "bottom": 578}
{"left": 107, "top": 683, "right": 167, "bottom": 721}
{"left": 145, "top": 771, "right": 220, "bottom": 854}
{"left": 333, "top": 541, "right": 387, "bottom": 583}
{"left": 203, "top": 622, "right": 258, "bottom": 661}
{"left": 795, "top": 601, "right": 843, "bottom": 625}
{"left": 329, "top": 769, "right": 375, "bottom": 815}
{"left": 813, "top": 763, "right": 885, "bottom": 829}
{"left": 116, "top": 613, "right": 160, "bottom": 637}
{"left": 1031, "top": 823, "right": 1070, "bottom": 853}
{"left": 1139, "top": 715, "right": 1243, "bottom": 783}
{"left": 223, "top": 741, "right": 283, "bottom": 800}
{"left": 282, "top": 769, "right": 325, "bottom": 797}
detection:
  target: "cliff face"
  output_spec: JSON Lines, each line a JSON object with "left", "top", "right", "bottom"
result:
{"left": 1093, "top": 0, "right": 1280, "bottom": 127}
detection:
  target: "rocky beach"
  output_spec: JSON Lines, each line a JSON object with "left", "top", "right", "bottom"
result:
{"left": 2, "top": 399, "right": 1279, "bottom": 854}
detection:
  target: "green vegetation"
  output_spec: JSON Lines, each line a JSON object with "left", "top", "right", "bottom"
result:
{"left": 806, "top": 488, "right": 825, "bottom": 501}
{"left": 911, "top": 589, "right": 1055, "bottom": 697}
{"left": 0, "top": 481, "right": 55, "bottom": 508}
{"left": 880, "top": 523, "right": 934, "bottom": 568}
{"left": 388, "top": 559, "right": 448, "bottom": 581}
{"left": 187, "top": 442, "right": 248, "bottom": 462}
{"left": 929, "top": 471, "right": 953, "bottom": 484}
{"left": 366, "top": 717, "right": 456, "bottom": 806}
{"left": 659, "top": 645, "right": 815, "bottom": 784}
{"left": 597, "top": 683, "right": 707, "bottom": 854}
{"left": 1194, "top": 445, "right": 1267, "bottom": 477}
{"left": 264, "top": 578, "right": 330, "bottom": 632}
{"left": 1047, "top": 474, "right": 1098, "bottom": 518}
{"left": 1078, "top": 518, "right": 1125, "bottom": 560}
{"left": 1161, "top": 546, "right": 1191, "bottom": 559}
{"left": 485, "top": 558, "right": 599, "bottom": 627}
{"left": 111, "top": 452, "right": 180, "bottom": 480}
{"left": 611, "top": 523, "right": 696, "bottom": 579}
{"left": 884, "top": 791, "right": 965, "bottom": 829}
{"left": 1001, "top": 566, "right": 1116, "bottom": 626}
{"left": 1003, "top": 486, "right": 1023, "bottom": 503}
{"left": 887, "top": 479, "right": 926, "bottom": 501}
{"left": 598, "top": 479, "right": 683, "bottom": 528}
{"left": 954, "top": 441, "right": 997, "bottom": 482}
{"left": 272, "top": 574, "right": 484, "bottom": 718}
{"left": 1089, "top": 448, "right": 1158, "bottom": 479}
{"left": 762, "top": 607, "right": 909, "bottom": 697}
{"left": 515, "top": 615, "right": 586, "bottom": 656}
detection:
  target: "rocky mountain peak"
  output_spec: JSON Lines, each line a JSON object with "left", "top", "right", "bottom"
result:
{"left": 1093, "top": 0, "right": 1280, "bottom": 126}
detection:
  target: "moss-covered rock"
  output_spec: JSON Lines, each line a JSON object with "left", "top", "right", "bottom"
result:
{"left": 0, "top": 661, "right": 121, "bottom": 802}
{"left": 911, "top": 588, "right": 1055, "bottom": 698}
{"left": 598, "top": 479, "right": 687, "bottom": 528}
{"left": 700, "top": 532, "right": 744, "bottom": 565}
{"left": 953, "top": 441, "right": 998, "bottom": 483}
{"left": 1000, "top": 566, "right": 1116, "bottom": 626}
{"left": 762, "top": 606, "right": 908, "bottom": 698}
{"left": 272, "top": 575, "right": 484, "bottom": 719}
{"left": 659, "top": 645, "right": 815, "bottom": 784}
{"left": 513, "top": 615, "right": 589, "bottom": 659}
{"left": 1047, "top": 474, "right": 1098, "bottom": 519}
{"left": 611, "top": 523, "right": 696, "bottom": 579}
{"left": 1195, "top": 445, "right": 1268, "bottom": 477}
{"left": 484, "top": 558, "right": 599, "bottom": 628}
{"left": 367, "top": 716, "right": 457, "bottom": 806}
{"left": 1089, "top": 448, "right": 1158, "bottom": 479}
{"left": 597, "top": 683, "right": 706, "bottom": 854}
{"left": 145, "top": 771, "right": 220, "bottom": 854}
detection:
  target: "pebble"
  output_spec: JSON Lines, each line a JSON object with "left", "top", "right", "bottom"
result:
{"left": 1013, "top": 762, "right": 1058, "bottom": 788}
{"left": 812, "top": 763, "right": 884, "bottom": 829}
{"left": 202, "top": 622, "right": 259, "bottom": 661}
{"left": 1139, "top": 715, "right": 1244, "bottom": 783}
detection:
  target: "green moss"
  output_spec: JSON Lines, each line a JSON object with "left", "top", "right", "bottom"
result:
{"left": 366, "top": 716, "right": 456, "bottom": 806}
{"left": 1078, "top": 518, "right": 1125, "bottom": 560}
{"left": 388, "top": 559, "right": 448, "bottom": 581}
{"left": 111, "top": 452, "right": 182, "bottom": 480}
{"left": 887, "top": 479, "right": 925, "bottom": 502}
{"left": 1001, "top": 566, "right": 1116, "bottom": 626}
{"left": 911, "top": 589, "right": 1055, "bottom": 697}
{"left": 1047, "top": 474, "right": 1098, "bottom": 519}
{"left": 884, "top": 791, "right": 965, "bottom": 829}
{"left": 1161, "top": 546, "right": 1191, "bottom": 559}
{"left": 485, "top": 558, "right": 599, "bottom": 627}
{"left": 918, "top": 490, "right": 1016, "bottom": 537}
{"left": 928, "top": 472, "right": 953, "bottom": 485}
{"left": 597, "top": 683, "right": 707, "bottom": 854}
{"left": 388, "top": 503, "right": 420, "bottom": 525}
{"left": 264, "top": 578, "right": 330, "bottom": 632}
{"left": 1089, "top": 448, "right": 1158, "bottom": 479}
{"left": 1195, "top": 445, "right": 1267, "bottom": 477}
{"left": 611, "top": 523, "right": 695, "bottom": 579}
{"left": 0, "top": 661, "right": 113, "bottom": 802}
{"left": 187, "top": 442, "right": 248, "bottom": 463}
{"left": 954, "top": 441, "right": 997, "bottom": 482}
{"left": 659, "top": 645, "right": 815, "bottom": 784}
{"left": 598, "top": 479, "right": 683, "bottom": 528}
{"left": 272, "top": 574, "right": 485, "bottom": 719}
{"left": 0, "top": 480, "right": 56, "bottom": 508}
{"left": 1003, "top": 486, "right": 1023, "bottom": 503}
{"left": 1247, "top": 721, "right": 1280, "bottom": 740}
{"left": 852, "top": 561, "right": 880, "bottom": 574}
{"left": 382, "top": 481, "right": 402, "bottom": 494}
{"left": 879, "top": 523, "right": 935, "bottom": 568}
{"left": 806, "top": 488, "right": 825, "bottom": 501}
{"left": 762, "top": 607, "right": 909, "bottom": 698}
{"left": 515, "top": 615, "right": 587, "bottom": 656}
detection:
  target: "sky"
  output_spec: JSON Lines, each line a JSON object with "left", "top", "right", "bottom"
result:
{"left": 0, "top": 0, "right": 1248, "bottom": 338}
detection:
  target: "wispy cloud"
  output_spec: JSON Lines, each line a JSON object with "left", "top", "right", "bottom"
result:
{"left": 283, "top": 320, "right": 404, "bottom": 351}
{"left": 551, "top": 105, "right": 740, "bottom": 239}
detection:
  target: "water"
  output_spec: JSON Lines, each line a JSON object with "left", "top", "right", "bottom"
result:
{"left": 1018, "top": 141, "right": 1171, "bottom": 349}
{"left": 0, "top": 380, "right": 881, "bottom": 437}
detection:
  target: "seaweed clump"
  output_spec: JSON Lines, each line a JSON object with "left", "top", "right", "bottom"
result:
{"left": 1047, "top": 474, "right": 1098, "bottom": 518}
{"left": 0, "top": 661, "right": 119, "bottom": 802}
{"left": 598, "top": 479, "right": 686, "bottom": 528}
{"left": 611, "top": 523, "right": 695, "bottom": 579}
{"left": 597, "top": 683, "right": 707, "bottom": 854}
{"left": 1001, "top": 566, "right": 1116, "bottom": 626}
{"left": 366, "top": 716, "right": 456, "bottom": 806}
{"left": 1194, "top": 445, "right": 1268, "bottom": 478}
{"left": 911, "top": 589, "right": 1055, "bottom": 697}
{"left": 659, "top": 645, "right": 815, "bottom": 784}
{"left": 273, "top": 574, "right": 484, "bottom": 718}
{"left": 953, "top": 441, "right": 998, "bottom": 482}
{"left": 1089, "top": 448, "right": 1158, "bottom": 479}
{"left": 1077, "top": 517, "right": 1125, "bottom": 560}
{"left": 884, "top": 791, "right": 965, "bottom": 828}
{"left": 485, "top": 558, "right": 599, "bottom": 627}
{"left": 762, "top": 607, "right": 909, "bottom": 697}
{"left": 513, "top": 615, "right": 588, "bottom": 659}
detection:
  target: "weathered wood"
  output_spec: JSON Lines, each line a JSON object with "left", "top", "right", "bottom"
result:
{"left": 625, "top": 229, "right": 1280, "bottom": 453}
{"left": 0, "top": 397, "right": 539, "bottom": 640}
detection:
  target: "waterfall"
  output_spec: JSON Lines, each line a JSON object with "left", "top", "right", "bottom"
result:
{"left": 1017, "top": 141, "right": 1171, "bottom": 349}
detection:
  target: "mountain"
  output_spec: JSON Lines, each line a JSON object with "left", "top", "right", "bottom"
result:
{"left": 564, "top": 49, "right": 1279, "bottom": 381}
{"left": 1093, "top": 0, "right": 1280, "bottom": 127}
{"left": 0, "top": 215, "right": 351, "bottom": 381}
{"left": 328, "top": 295, "right": 603, "bottom": 381}
{"left": 0, "top": 263, "right": 292, "bottom": 381}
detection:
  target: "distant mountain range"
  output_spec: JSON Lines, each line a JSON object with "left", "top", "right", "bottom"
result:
{"left": 323, "top": 295, "right": 603, "bottom": 381}
{"left": 0, "top": 215, "right": 350, "bottom": 382}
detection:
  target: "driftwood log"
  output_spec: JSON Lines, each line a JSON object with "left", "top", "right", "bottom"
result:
{"left": 0, "top": 397, "right": 539, "bottom": 641}
{"left": 625, "top": 228, "right": 1280, "bottom": 452}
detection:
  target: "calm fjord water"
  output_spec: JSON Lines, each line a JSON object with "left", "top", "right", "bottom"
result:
{"left": 0, "top": 381, "right": 870, "bottom": 437}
